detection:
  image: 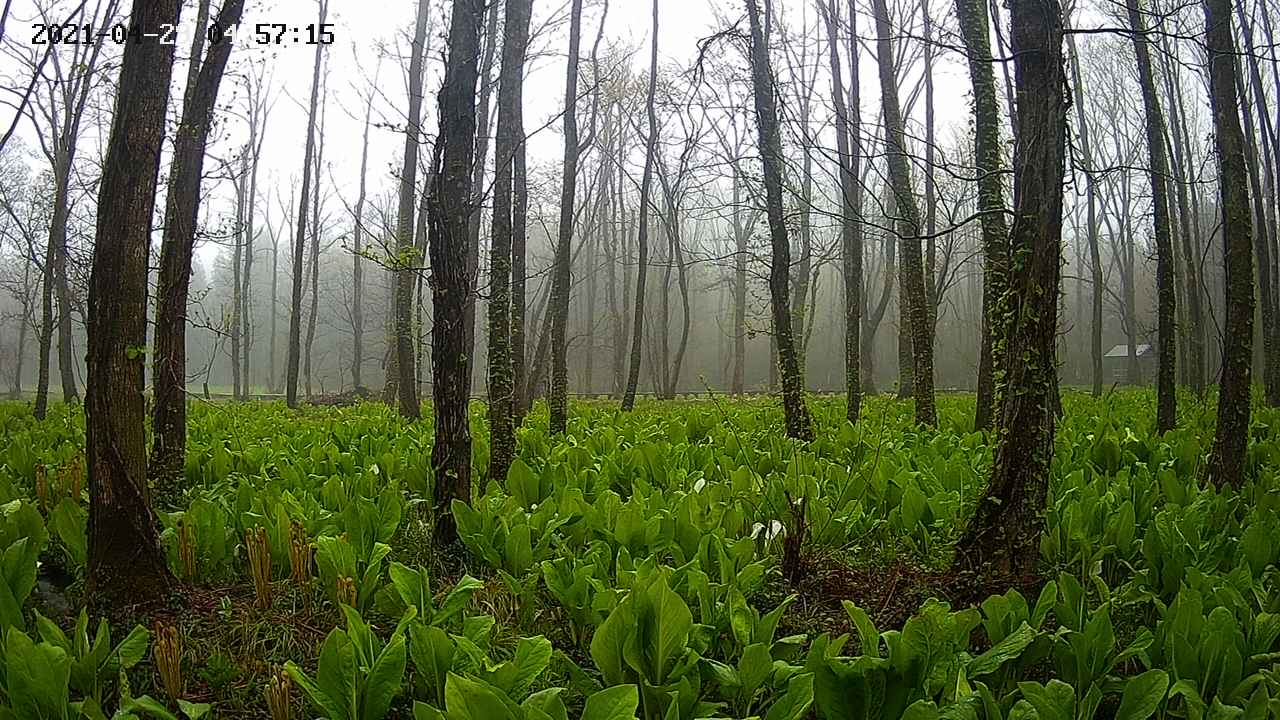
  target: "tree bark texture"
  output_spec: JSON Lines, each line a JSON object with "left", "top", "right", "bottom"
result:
{"left": 429, "top": 0, "right": 484, "bottom": 544}
{"left": 86, "top": 0, "right": 184, "bottom": 612}
{"left": 956, "top": 0, "right": 1066, "bottom": 579}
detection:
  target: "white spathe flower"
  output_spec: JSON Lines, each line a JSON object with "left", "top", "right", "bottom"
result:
{"left": 693, "top": 478, "right": 706, "bottom": 493}
{"left": 750, "top": 520, "right": 785, "bottom": 542}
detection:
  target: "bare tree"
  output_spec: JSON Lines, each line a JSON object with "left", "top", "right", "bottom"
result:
{"left": 745, "top": 0, "right": 814, "bottom": 441}
{"left": 621, "top": 0, "right": 659, "bottom": 412}
{"left": 872, "top": 0, "right": 936, "bottom": 427}
{"left": 394, "top": 0, "right": 432, "bottom": 420}
{"left": 549, "top": 0, "right": 585, "bottom": 433}
{"left": 285, "top": 0, "right": 329, "bottom": 409}
{"left": 1125, "top": 0, "right": 1176, "bottom": 432}
{"left": 820, "top": 0, "right": 861, "bottom": 423}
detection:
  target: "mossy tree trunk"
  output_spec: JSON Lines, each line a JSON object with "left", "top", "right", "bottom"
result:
{"left": 956, "top": 0, "right": 1066, "bottom": 579}
{"left": 954, "top": 0, "right": 1010, "bottom": 431}
{"left": 487, "top": 0, "right": 532, "bottom": 482}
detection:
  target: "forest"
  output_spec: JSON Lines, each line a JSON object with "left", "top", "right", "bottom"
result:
{"left": 0, "top": 0, "right": 1278, "bottom": 716}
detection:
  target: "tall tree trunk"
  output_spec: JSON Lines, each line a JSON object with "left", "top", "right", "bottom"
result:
{"left": 487, "top": 0, "right": 531, "bottom": 482}
{"left": 956, "top": 0, "right": 1010, "bottom": 430}
{"left": 52, "top": 176, "right": 77, "bottom": 405}
{"left": 1232, "top": 48, "right": 1278, "bottom": 405}
{"left": 873, "top": 0, "right": 936, "bottom": 426}
{"left": 922, "top": 0, "right": 939, "bottom": 342}
{"left": 463, "top": 0, "right": 500, "bottom": 402}
{"left": 731, "top": 171, "right": 747, "bottom": 396}
{"left": 621, "top": 0, "right": 659, "bottom": 412}
{"left": 896, "top": 259, "right": 913, "bottom": 399}
{"left": 285, "top": 0, "right": 328, "bottom": 409}
{"left": 745, "top": 0, "right": 814, "bottom": 441}
{"left": 956, "top": 0, "right": 1065, "bottom": 579}
{"left": 512, "top": 122, "right": 529, "bottom": 419}
{"left": 822, "top": 0, "right": 861, "bottom": 423}
{"left": 1065, "top": 27, "right": 1103, "bottom": 396}
{"left": 231, "top": 157, "right": 244, "bottom": 400}
{"left": 430, "top": 0, "right": 485, "bottom": 544}
{"left": 351, "top": 74, "right": 375, "bottom": 390}
{"left": 549, "top": 0, "right": 584, "bottom": 433}
{"left": 150, "top": 0, "right": 244, "bottom": 489}
{"left": 87, "top": 0, "right": 183, "bottom": 612}
{"left": 1126, "top": 0, "right": 1176, "bottom": 432}
{"left": 395, "top": 0, "right": 431, "bottom": 420}
{"left": 270, "top": 225, "right": 279, "bottom": 392}
{"left": 304, "top": 83, "right": 326, "bottom": 400}
{"left": 1160, "top": 38, "right": 1206, "bottom": 395}
{"left": 670, "top": 215, "right": 691, "bottom": 395}
{"left": 1203, "top": 0, "right": 1255, "bottom": 488}
{"left": 34, "top": 235, "right": 53, "bottom": 419}
{"left": 241, "top": 75, "right": 266, "bottom": 397}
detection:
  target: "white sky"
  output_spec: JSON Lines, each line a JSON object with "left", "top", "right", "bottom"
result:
{"left": 1, "top": 0, "right": 976, "bottom": 269}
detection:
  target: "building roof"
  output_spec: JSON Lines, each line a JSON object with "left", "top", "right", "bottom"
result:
{"left": 1104, "top": 344, "right": 1153, "bottom": 358}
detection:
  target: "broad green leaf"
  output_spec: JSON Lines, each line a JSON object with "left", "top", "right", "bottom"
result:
{"left": 361, "top": 633, "right": 407, "bottom": 720}
{"left": 581, "top": 684, "right": 639, "bottom": 720}
{"left": 1115, "top": 669, "right": 1169, "bottom": 720}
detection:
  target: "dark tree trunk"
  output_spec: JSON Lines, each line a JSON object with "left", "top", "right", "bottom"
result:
{"left": 549, "top": 0, "right": 583, "bottom": 434}
{"left": 621, "top": 0, "right": 659, "bottom": 412}
{"left": 487, "top": 0, "right": 531, "bottom": 482}
{"left": 430, "top": 0, "right": 485, "bottom": 544}
{"left": 285, "top": 0, "right": 328, "bottom": 408}
{"left": 745, "top": 0, "right": 814, "bottom": 441}
{"left": 1126, "top": 0, "right": 1176, "bottom": 433}
{"left": 1232, "top": 45, "right": 1278, "bottom": 406}
{"left": 822, "top": 0, "right": 861, "bottom": 423}
{"left": 150, "top": 0, "right": 245, "bottom": 489}
{"left": 1202, "top": 0, "right": 1254, "bottom": 488}
{"left": 86, "top": 0, "right": 183, "bottom": 612}
{"left": 956, "top": 0, "right": 1066, "bottom": 579}
{"left": 873, "top": 0, "right": 935, "bottom": 427}
{"left": 394, "top": 0, "right": 431, "bottom": 420}
{"left": 955, "top": 0, "right": 1010, "bottom": 430}
{"left": 34, "top": 237, "right": 52, "bottom": 419}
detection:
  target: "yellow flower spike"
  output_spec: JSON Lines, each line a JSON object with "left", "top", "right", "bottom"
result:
{"left": 247, "top": 526, "right": 273, "bottom": 610}
{"left": 177, "top": 519, "right": 197, "bottom": 581}
{"left": 336, "top": 575, "right": 356, "bottom": 608}
{"left": 153, "top": 622, "right": 183, "bottom": 704}
{"left": 266, "top": 666, "right": 292, "bottom": 720}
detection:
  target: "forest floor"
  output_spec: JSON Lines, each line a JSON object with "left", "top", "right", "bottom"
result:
{"left": 0, "top": 390, "right": 1274, "bottom": 719}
